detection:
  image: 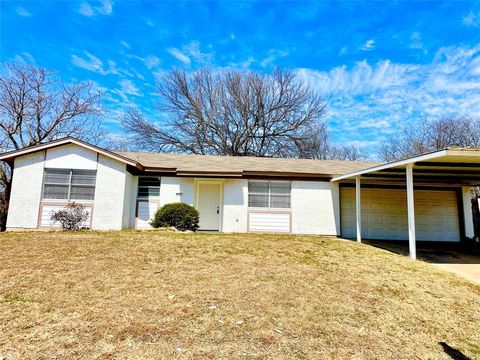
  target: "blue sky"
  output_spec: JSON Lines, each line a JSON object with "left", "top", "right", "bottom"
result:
{"left": 1, "top": 0, "right": 480, "bottom": 155}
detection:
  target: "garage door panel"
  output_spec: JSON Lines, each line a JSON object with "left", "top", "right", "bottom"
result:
{"left": 341, "top": 188, "right": 460, "bottom": 242}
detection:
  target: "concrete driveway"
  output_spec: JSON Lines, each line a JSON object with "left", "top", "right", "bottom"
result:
{"left": 364, "top": 240, "right": 480, "bottom": 285}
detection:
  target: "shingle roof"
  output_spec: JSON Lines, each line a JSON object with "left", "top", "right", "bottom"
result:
{"left": 115, "top": 151, "right": 380, "bottom": 177}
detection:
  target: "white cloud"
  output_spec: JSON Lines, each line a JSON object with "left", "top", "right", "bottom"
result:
{"left": 99, "top": 0, "right": 113, "bottom": 15}
{"left": 16, "top": 7, "right": 31, "bottom": 17}
{"left": 71, "top": 51, "right": 118, "bottom": 75}
{"left": 296, "top": 43, "right": 480, "bottom": 151}
{"left": 463, "top": 10, "right": 480, "bottom": 27}
{"left": 118, "top": 79, "right": 140, "bottom": 96}
{"left": 79, "top": 2, "right": 94, "bottom": 16}
{"left": 144, "top": 55, "right": 160, "bottom": 69}
{"left": 361, "top": 39, "right": 375, "bottom": 51}
{"left": 120, "top": 41, "right": 131, "bottom": 49}
{"left": 167, "top": 41, "right": 215, "bottom": 66}
{"left": 79, "top": 0, "right": 113, "bottom": 17}
{"left": 167, "top": 48, "right": 191, "bottom": 65}
{"left": 146, "top": 19, "right": 155, "bottom": 27}
{"left": 13, "top": 52, "right": 35, "bottom": 64}
{"left": 260, "top": 49, "right": 289, "bottom": 68}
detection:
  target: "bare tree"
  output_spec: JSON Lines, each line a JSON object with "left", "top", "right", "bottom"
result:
{"left": 378, "top": 116, "right": 480, "bottom": 161}
{"left": 0, "top": 63, "right": 103, "bottom": 230}
{"left": 295, "top": 123, "right": 367, "bottom": 161}
{"left": 123, "top": 68, "right": 329, "bottom": 157}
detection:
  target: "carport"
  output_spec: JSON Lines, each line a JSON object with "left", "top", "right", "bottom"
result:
{"left": 331, "top": 147, "right": 480, "bottom": 260}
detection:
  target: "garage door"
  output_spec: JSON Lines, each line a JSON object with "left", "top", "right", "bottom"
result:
{"left": 340, "top": 188, "right": 460, "bottom": 242}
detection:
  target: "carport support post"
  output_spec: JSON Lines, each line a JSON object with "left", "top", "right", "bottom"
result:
{"left": 355, "top": 176, "right": 362, "bottom": 243}
{"left": 406, "top": 164, "right": 416, "bottom": 260}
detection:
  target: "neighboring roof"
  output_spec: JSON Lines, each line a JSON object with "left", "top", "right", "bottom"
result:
{"left": 115, "top": 151, "right": 378, "bottom": 177}
{"left": 0, "top": 136, "right": 380, "bottom": 178}
{"left": 0, "top": 137, "right": 140, "bottom": 168}
{"left": 331, "top": 147, "right": 480, "bottom": 185}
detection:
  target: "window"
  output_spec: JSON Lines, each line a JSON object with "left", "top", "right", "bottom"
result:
{"left": 137, "top": 177, "right": 161, "bottom": 199}
{"left": 248, "top": 181, "right": 291, "bottom": 208}
{"left": 43, "top": 169, "right": 96, "bottom": 201}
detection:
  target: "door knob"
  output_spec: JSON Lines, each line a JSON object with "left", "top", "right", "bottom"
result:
{"left": 216, "top": 206, "right": 219, "bottom": 214}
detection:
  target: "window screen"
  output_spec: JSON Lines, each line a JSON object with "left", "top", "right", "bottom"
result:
{"left": 248, "top": 181, "right": 291, "bottom": 208}
{"left": 42, "top": 169, "right": 96, "bottom": 201}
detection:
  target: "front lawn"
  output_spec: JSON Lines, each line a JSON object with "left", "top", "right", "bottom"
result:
{"left": 0, "top": 231, "right": 479, "bottom": 359}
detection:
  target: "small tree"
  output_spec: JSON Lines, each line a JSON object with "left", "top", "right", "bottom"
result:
{"left": 51, "top": 202, "right": 89, "bottom": 230}
{"left": 150, "top": 203, "right": 199, "bottom": 231}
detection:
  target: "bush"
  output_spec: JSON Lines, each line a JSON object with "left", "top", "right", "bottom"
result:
{"left": 51, "top": 202, "right": 89, "bottom": 230}
{"left": 150, "top": 202, "right": 199, "bottom": 231}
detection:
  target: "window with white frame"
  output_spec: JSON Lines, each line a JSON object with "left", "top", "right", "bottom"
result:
{"left": 42, "top": 169, "right": 96, "bottom": 201}
{"left": 248, "top": 180, "right": 291, "bottom": 208}
{"left": 137, "top": 177, "right": 161, "bottom": 199}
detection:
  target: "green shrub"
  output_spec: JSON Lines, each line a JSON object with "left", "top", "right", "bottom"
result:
{"left": 150, "top": 202, "right": 199, "bottom": 231}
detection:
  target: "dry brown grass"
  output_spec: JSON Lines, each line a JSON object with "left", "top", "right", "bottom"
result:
{"left": 0, "top": 231, "right": 479, "bottom": 359}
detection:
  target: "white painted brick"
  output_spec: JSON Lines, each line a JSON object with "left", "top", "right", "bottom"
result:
{"left": 291, "top": 181, "right": 340, "bottom": 235}
{"left": 91, "top": 154, "right": 127, "bottom": 230}
{"left": 222, "top": 179, "right": 248, "bottom": 233}
{"left": 6, "top": 151, "right": 45, "bottom": 229}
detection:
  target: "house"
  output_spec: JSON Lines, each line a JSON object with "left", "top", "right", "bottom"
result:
{"left": 1, "top": 137, "right": 478, "bottom": 259}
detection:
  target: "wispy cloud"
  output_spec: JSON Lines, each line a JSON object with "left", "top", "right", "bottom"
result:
{"left": 13, "top": 52, "right": 35, "bottom": 64}
{"left": 16, "top": 7, "right": 31, "bottom": 17}
{"left": 144, "top": 55, "right": 160, "bottom": 69}
{"left": 409, "top": 31, "right": 426, "bottom": 52}
{"left": 167, "top": 48, "right": 191, "bottom": 65}
{"left": 296, "top": 43, "right": 480, "bottom": 150}
{"left": 260, "top": 49, "right": 289, "bottom": 67}
{"left": 463, "top": 10, "right": 480, "bottom": 27}
{"left": 167, "top": 41, "right": 215, "bottom": 66}
{"left": 361, "top": 39, "right": 375, "bottom": 51}
{"left": 120, "top": 41, "right": 131, "bottom": 49}
{"left": 71, "top": 51, "right": 118, "bottom": 75}
{"left": 78, "top": 0, "right": 113, "bottom": 17}
{"left": 118, "top": 79, "right": 140, "bottom": 96}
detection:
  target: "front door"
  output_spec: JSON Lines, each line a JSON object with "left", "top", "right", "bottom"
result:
{"left": 197, "top": 183, "right": 221, "bottom": 231}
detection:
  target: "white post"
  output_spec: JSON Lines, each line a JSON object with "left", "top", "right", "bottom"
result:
{"left": 356, "top": 176, "right": 362, "bottom": 243}
{"left": 406, "top": 164, "right": 416, "bottom": 260}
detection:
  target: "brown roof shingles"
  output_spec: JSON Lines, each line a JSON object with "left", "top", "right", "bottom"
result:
{"left": 115, "top": 151, "right": 380, "bottom": 177}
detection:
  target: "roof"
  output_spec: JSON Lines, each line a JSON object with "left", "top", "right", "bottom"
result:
{"left": 331, "top": 147, "right": 480, "bottom": 185}
{"left": 115, "top": 151, "right": 378, "bottom": 177}
{"left": 0, "top": 136, "right": 380, "bottom": 178}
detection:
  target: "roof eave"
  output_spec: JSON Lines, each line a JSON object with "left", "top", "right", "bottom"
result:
{"left": 0, "top": 137, "right": 141, "bottom": 169}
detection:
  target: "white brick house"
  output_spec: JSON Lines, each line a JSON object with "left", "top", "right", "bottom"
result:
{"left": 1, "top": 137, "right": 478, "bottom": 259}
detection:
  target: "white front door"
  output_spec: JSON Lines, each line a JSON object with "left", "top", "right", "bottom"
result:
{"left": 197, "top": 183, "right": 221, "bottom": 231}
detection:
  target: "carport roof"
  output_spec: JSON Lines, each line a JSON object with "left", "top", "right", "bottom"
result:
{"left": 331, "top": 147, "right": 480, "bottom": 186}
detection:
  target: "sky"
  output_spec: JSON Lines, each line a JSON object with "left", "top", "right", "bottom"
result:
{"left": 1, "top": 0, "right": 480, "bottom": 157}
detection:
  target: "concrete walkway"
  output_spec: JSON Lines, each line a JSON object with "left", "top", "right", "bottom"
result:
{"left": 424, "top": 252, "right": 480, "bottom": 285}
{"left": 364, "top": 240, "right": 480, "bottom": 286}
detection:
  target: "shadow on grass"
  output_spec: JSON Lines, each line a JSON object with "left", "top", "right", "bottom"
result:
{"left": 439, "top": 342, "right": 472, "bottom": 360}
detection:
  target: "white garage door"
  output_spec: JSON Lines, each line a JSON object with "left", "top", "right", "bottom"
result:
{"left": 340, "top": 188, "right": 460, "bottom": 242}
